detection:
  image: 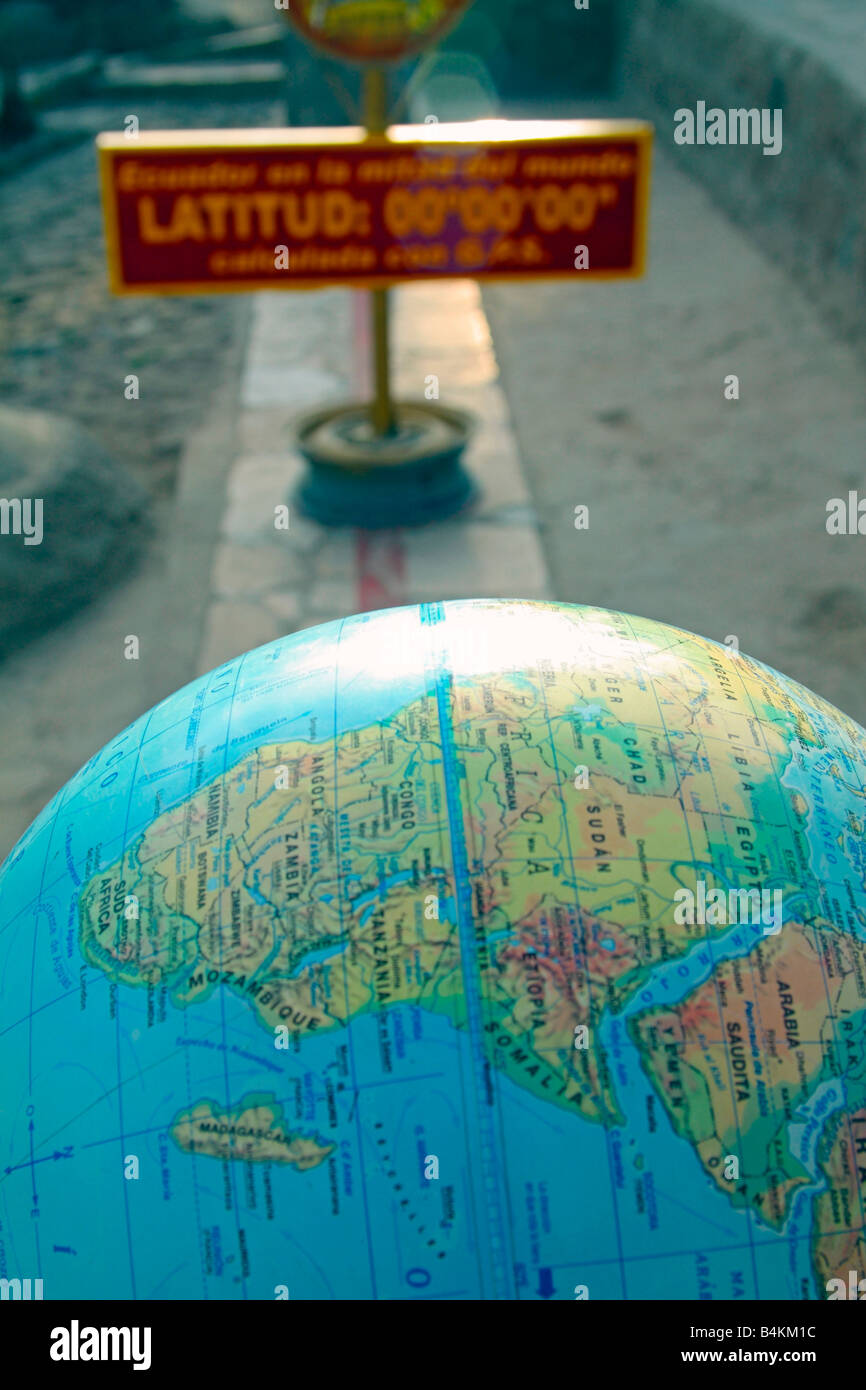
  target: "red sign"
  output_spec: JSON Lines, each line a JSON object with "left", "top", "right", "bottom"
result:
{"left": 98, "top": 121, "right": 652, "bottom": 296}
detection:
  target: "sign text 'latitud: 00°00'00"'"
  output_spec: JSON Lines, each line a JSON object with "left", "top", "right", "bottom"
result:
{"left": 98, "top": 121, "right": 653, "bottom": 294}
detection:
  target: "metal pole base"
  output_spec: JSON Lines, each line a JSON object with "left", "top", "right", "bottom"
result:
{"left": 293, "top": 400, "right": 476, "bottom": 529}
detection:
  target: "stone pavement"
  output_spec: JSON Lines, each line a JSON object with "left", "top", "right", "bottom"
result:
{"left": 196, "top": 280, "right": 550, "bottom": 674}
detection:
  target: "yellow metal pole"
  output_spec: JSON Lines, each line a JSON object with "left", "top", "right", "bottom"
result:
{"left": 370, "top": 287, "right": 393, "bottom": 436}
{"left": 363, "top": 68, "right": 395, "bottom": 437}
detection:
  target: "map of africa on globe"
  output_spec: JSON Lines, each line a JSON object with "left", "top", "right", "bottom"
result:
{"left": 1, "top": 598, "right": 866, "bottom": 1301}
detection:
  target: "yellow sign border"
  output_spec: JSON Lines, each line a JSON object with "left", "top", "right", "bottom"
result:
{"left": 97, "top": 120, "right": 653, "bottom": 296}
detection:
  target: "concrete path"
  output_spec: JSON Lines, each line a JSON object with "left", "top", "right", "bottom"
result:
{"left": 197, "top": 280, "right": 550, "bottom": 674}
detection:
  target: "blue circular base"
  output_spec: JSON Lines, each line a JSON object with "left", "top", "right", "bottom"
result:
{"left": 293, "top": 402, "right": 477, "bottom": 529}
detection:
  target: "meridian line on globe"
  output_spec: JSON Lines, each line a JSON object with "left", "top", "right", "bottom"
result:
{"left": 423, "top": 601, "right": 515, "bottom": 1299}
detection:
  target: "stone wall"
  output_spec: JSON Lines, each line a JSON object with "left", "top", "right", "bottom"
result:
{"left": 620, "top": 0, "right": 866, "bottom": 350}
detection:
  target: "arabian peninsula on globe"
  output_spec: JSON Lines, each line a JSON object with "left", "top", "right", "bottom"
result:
{"left": 1, "top": 599, "right": 865, "bottom": 1301}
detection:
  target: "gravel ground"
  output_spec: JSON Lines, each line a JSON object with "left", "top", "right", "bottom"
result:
{"left": 0, "top": 93, "right": 274, "bottom": 858}
{"left": 0, "top": 96, "right": 279, "bottom": 498}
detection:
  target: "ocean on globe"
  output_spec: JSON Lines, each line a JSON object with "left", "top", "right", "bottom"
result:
{"left": 1, "top": 599, "right": 865, "bottom": 1301}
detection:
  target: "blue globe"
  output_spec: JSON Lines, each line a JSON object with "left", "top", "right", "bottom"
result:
{"left": 2, "top": 600, "right": 865, "bottom": 1300}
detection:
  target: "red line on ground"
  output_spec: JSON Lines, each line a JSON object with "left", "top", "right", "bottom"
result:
{"left": 355, "top": 531, "right": 407, "bottom": 612}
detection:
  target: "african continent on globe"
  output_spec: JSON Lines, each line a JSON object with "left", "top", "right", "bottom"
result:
{"left": 1, "top": 600, "right": 864, "bottom": 1300}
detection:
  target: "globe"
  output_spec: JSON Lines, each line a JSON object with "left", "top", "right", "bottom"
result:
{"left": 2, "top": 599, "right": 865, "bottom": 1302}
